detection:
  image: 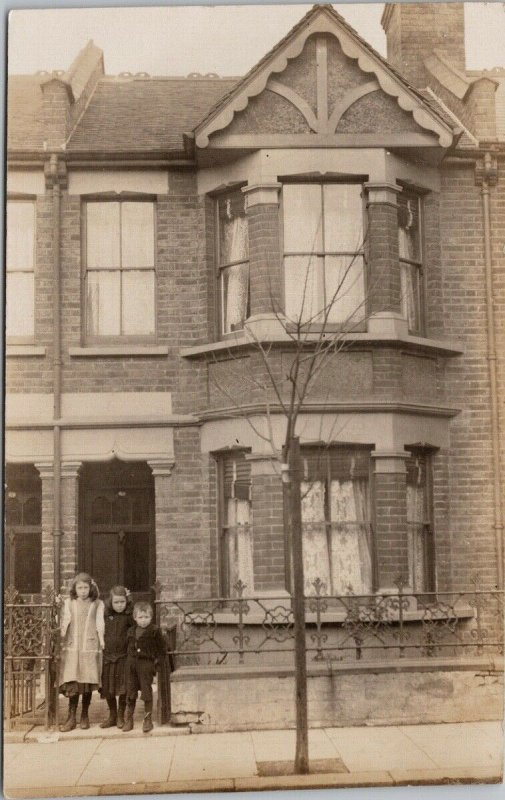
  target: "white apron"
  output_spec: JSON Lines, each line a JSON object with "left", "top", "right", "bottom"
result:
{"left": 59, "top": 598, "right": 105, "bottom": 686}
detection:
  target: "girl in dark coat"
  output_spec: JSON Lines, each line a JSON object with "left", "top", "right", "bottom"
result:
{"left": 99, "top": 586, "right": 134, "bottom": 729}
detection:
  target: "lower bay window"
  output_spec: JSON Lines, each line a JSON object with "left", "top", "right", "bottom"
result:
{"left": 219, "top": 450, "right": 253, "bottom": 595}
{"left": 300, "top": 446, "right": 373, "bottom": 596}
{"left": 406, "top": 449, "right": 434, "bottom": 592}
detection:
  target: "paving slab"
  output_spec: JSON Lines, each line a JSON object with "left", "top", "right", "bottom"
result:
{"left": 389, "top": 766, "right": 503, "bottom": 785}
{"left": 325, "top": 725, "right": 439, "bottom": 772}
{"left": 25, "top": 724, "right": 189, "bottom": 742}
{"left": 234, "top": 770, "right": 395, "bottom": 790}
{"left": 7, "top": 786, "right": 101, "bottom": 799}
{"left": 77, "top": 736, "right": 175, "bottom": 786}
{"left": 251, "top": 728, "right": 340, "bottom": 762}
{"left": 169, "top": 731, "right": 256, "bottom": 781}
{"left": 401, "top": 722, "right": 504, "bottom": 769}
{"left": 4, "top": 740, "right": 101, "bottom": 790}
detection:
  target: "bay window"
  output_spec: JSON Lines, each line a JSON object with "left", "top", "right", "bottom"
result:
{"left": 398, "top": 190, "right": 423, "bottom": 334}
{"left": 219, "top": 451, "right": 253, "bottom": 595}
{"left": 283, "top": 183, "right": 365, "bottom": 327}
{"left": 300, "top": 447, "right": 373, "bottom": 596}
{"left": 406, "top": 449, "right": 434, "bottom": 592}
{"left": 6, "top": 200, "right": 35, "bottom": 339}
{"left": 85, "top": 200, "right": 155, "bottom": 339}
{"left": 217, "top": 189, "right": 249, "bottom": 335}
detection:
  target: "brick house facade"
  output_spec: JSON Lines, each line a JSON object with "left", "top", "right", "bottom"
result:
{"left": 6, "top": 4, "right": 505, "bottom": 727}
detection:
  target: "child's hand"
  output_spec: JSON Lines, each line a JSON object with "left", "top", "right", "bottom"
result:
{"left": 99, "top": 639, "right": 105, "bottom": 650}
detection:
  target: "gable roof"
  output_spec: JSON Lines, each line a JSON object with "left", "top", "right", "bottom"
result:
{"left": 194, "top": 3, "right": 455, "bottom": 149}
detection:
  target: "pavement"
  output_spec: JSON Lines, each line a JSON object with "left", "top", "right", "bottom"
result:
{"left": 3, "top": 720, "right": 503, "bottom": 797}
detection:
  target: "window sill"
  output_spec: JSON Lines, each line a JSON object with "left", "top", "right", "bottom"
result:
{"left": 6, "top": 345, "right": 46, "bottom": 357}
{"left": 69, "top": 346, "right": 169, "bottom": 357}
{"left": 180, "top": 331, "right": 463, "bottom": 359}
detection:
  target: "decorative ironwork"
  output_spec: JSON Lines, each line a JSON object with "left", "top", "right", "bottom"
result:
{"left": 155, "top": 578, "right": 504, "bottom": 666}
{"left": 4, "top": 586, "right": 60, "bottom": 731}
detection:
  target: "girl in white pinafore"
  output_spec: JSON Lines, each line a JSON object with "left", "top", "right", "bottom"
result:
{"left": 59, "top": 573, "right": 105, "bottom": 732}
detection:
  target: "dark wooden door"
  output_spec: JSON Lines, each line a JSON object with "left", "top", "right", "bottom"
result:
{"left": 83, "top": 486, "right": 154, "bottom": 604}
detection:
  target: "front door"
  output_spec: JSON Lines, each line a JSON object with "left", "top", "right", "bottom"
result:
{"left": 81, "top": 462, "right": 155, "bottom": 604}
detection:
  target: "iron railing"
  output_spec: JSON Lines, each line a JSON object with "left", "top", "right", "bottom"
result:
{"left": 154, "top": 578, "right": 504, "bottom": 666}
{"left": 4, "top": 586, "right": 60, "bottom": 731}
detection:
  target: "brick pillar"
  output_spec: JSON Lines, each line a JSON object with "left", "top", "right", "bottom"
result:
{"left": 249, "top": 455, "right": 286, "bottom": 592}
{"left": 60, "top": 462, "right": 82, "bottom": 586}
{"left": 148, "top": 460, "right": 175, "bottom": 599}
{"left": 35, "top": 463, "right": 54, "bottom": 590}
{"left": 365, "top": 182, "right": 406, "bottom": 337}
{"left": 242, "top": 183, "right": 283, "bottom": 337}
{"left": 372, "top": 451, "right": 409, "bottom": 592}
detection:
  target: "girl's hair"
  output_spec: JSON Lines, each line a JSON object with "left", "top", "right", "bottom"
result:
{"left": 69, "top": 572, "right": 99, "bottom": 601}
{"left": 104, "top": 585, "right": 133, "bottom": 614}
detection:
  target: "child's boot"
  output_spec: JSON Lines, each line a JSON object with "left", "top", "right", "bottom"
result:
{"left": 122, "top": 700, "right": 135, "bottom": 732}
{"left": 80, "top": 691, "right": 92, "bottom": 729}
{"left": 60, "top": 695, "right": 78, "bottom": 732}
{"left": 100, "top": 697, "right": 117, "bottom": 729}
{"left": 117, "top": 696, "right": 126, "bottom": 729}
{"left": 142, "top": 712, "right": 153, "bottom": 733}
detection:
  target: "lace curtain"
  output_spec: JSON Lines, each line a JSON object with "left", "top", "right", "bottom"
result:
{"left": 221, "top": 214, "right": 249, "bottom": 332}
{"left": 407, "top": 483, "right": 426, "bottom": 592}
{"left": 226, "top": 497, "right": 254, "bottom": 595}
{"left": 301, "top": 476, "right": 372, "bottom": 595}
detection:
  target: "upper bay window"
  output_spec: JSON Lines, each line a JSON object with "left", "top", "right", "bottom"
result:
{"left": 85, "top": 200, "right": 155, "bottom": 340}
{"left": 6, "top": 200, "right": 35, "bottom": 340}
{"left": 398, "top": 191, "right": 423, "bottom": 334}
{"left": 283, "top": 183, "right": 365, "bottom": 327}
{"left": 217, "top": 189, "right": 250, "bottom": 335}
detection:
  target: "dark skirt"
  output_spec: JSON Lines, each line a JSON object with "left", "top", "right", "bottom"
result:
{"left": 60, "top": 681, "right": 98, "bottom": 697}
{"left": 100, "top": 656, "right": 127, "bottom": 699}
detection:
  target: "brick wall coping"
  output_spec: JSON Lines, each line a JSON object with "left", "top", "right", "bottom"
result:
{"left": 171, "top": 656, "right": 504, "bottom": 682}
{"left": 180, "top": 332, "right": 463, "bottom": 359}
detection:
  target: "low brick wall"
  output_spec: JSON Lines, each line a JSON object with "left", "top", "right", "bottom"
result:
{"left": 170, "top": 658, "right": 504, "bottom": 732}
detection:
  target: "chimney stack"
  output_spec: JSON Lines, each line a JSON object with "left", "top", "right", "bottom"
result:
{"left": 381, "top": 3, "right": 466, "bottom": 89}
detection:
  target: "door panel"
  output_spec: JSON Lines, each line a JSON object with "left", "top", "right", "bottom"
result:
{"left": 124, "top": 532, "right": 150, "bottom": 593}
{"left": 92, "top": 532, "right": 120, "bottom": 597}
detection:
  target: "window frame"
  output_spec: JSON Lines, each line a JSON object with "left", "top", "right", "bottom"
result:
{"left": 397, "top": 188, "right": 426, "bottom": 336}
{"left": 5, "top": 474, "right": 42, "bottom": 595}
{"left": 6, "top": 196, "right": 37, "bottom": 343}
{"left": 405, "top": 446, "right": 436, "bottom": 593}
{"left": 215, "top": 187, "right": 250, "bottom": 338}
{"left": 82, "top": 194, "right": 158, "bottom": 344}
{"left": 281, "top": 181, "right": 367, "bottom": 331}
{"left": 299, "top": 443, "right": 374, "bottom": 596}
{"left": 216, "top": 448, "right": 253, "bottom": 597}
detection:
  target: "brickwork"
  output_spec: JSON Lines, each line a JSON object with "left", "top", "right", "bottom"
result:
{"left": 440, "top": 163, "right": 497, "bottom": 590}
{"left": 60, "top": 471, "right": 79, "bottom": 584}
{"left": 372, "top": 347, "right": 403, "bottom": 399}
{"left": 39, "top": 471, "right": 55, "bottom": 588}
{"left": 155, "top": 428, "right": 212, "bottom": 598}
{"left": 247, "top": 203, "right": 282, "bottom": 316}
{"left": 382, "top": 3, "right": 465, "bottom": 88}
{"left": 251, "top": 472, "right": 286, "bottom": 591}
{"left": 466, "top": 80, "right": 498, "bottom": 141}
{"left": 373, "top": 470, "right": 409, "bottom": 589}
{"left": 366, "top": 201, "right": 401, "bottom": 315}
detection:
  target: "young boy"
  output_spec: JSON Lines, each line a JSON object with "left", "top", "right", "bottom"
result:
{"left": 123, "top": 601, "right": 166, "bottom": 733}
